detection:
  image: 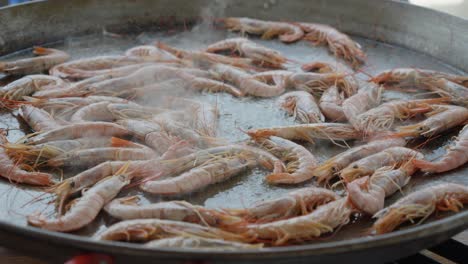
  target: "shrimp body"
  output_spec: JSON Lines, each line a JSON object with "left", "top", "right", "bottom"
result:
{"left": 144, "top": 236, "right": 260, "bottom": 250}
{"left": 210, "top": 64, "right": 284, "bottom": 97}
{"left": 206, "top": 38, "right": 287, "bottom": 68}
{"left": 28, "top": 173, "right": 130, "bottom": 232}
{"left": 96, "top": 219, "right": 243, "bottom": 242}
{"left": 0, "top": 47, "right": 70, "bottom": 75}
{"left": 140, "top": 156, "right": 255, "bottom": 195}
{"left": 319, "top": 85, "right": 346, "bottom": 121}
{"left": 49, "top": 55, "right": 144, "bottom": 79}
{"left": 373, "top": 183, "right": 468, "bottom": 234}
{"left": 19, "top": 105, "right": 61, "bottom": 132}
{"left": 247, "top": 123, "right": 360, "bottom": 144}
{"left": 0, "top": 133, "right": 54, "bottom": 186}
{"left": 254, "top": 136, "right": 318, "bottom": 184}
{"left": 396, "top": 105, "right": 468, "bottom": 138}
{"left": 342, "top": 82, "right": 382, "bottom": 130}
{"left": 355, "top": 97, "right": 447, "bottom": 134}
{"left": 0, "top": 75, "right": 67, "bottom": 100}
{"left": 104, "top": 196, "right": 240, "bottom": 226}
{"left": 228, "top": 187, "right": 338, "bottom": 223}
{"left": 413, "top": 125, "right": 468, "bottom": 173}
{"left": 277, "top": 91, "right": 324, "bottom": 123}
{"left": 347, "top": 164, "right": 416, "bottom": 215}
{"left": 372, "top": 68, "right": 468, "bottom": 88}
{"left": 47, "top": 147, "right": 156, "bottom": 167}
{"left": 243, "top": 198, "right": 353, "bottom": 245}
{"left": 125, "top": 45, "right": 178, "bottom": 61}
{"left": 300, "top": 23, "right": 366, "bottom": 68}
{"left": 222, "top": 17, "right": 304, "bottom": 43}
{"left": 312, "top": 137, "right": 406, "bottom": 184}
{"left": 340, "top": 147, "right": 423, "bottom": 183}
{"left": 24, "top": 122, "right": 131, "bottom": 145}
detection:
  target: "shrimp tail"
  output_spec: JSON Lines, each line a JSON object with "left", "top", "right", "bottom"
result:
{"left": 33, "top": 46, "right": 52, "bottom": 55}
{"left": 111, "top": 137, "right": 139, "bottom": 148}
{"left": 412, "top": 159, "right": 438, "bottom": 172}
{"left": 265, "top": 172, "right": 297, "bottom": 184}
{"left": 247, "top": 130, "right": 275, "bottom": 140}
{"left": 27, "top": 212, "right": 46, "bottom": 227}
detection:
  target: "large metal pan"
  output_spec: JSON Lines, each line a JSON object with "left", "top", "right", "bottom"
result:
{"left": 0, "top": 0, "right": 467, "bottom": 263}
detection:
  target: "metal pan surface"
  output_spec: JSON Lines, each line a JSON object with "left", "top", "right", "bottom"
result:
{"left": 0, "top": 0, "right": 466, "bottom": 263}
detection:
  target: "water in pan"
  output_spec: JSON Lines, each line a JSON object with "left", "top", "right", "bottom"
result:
{"left": 0, "top": 28, "right": 466, "bottom": 243}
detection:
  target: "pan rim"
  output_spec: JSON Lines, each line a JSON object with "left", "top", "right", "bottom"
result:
{"left": 1, "top": 210, "right": 466, "bottom": 258}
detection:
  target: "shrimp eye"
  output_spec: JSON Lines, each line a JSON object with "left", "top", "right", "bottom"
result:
{"left": 331, "top": 166, "right": 338, "bottom": 173}
{"left": 419, "top": 127, "right": 424, "bottom": 131}
{"left": 70, "top": 181, "right": 75, "bottom": 188}
{"left": 353, "top": 165, "right": 358, "bottom": 169}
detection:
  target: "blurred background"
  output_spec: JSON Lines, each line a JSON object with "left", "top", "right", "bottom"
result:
{"left": 0, "top": 0, "right": 467, "bottom": 19}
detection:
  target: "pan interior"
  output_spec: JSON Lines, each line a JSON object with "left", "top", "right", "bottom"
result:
{"left": 0, "top": 24, "right": 466, "bottom": 245}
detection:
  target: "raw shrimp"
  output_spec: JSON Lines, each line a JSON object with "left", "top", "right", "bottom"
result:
{"left": 300, "top": 23, "right": 366, "bottom": 68}
{"left": 23, "top": 122, "right": 131, "bottom": 145}
{"left": 144, "top": 236, "right": 261, "bottom": 250}
{"left": 143, "top": 144, "right": 285, "bottom": 180}
{"left": 312, "top": 137, "right": 407, "bottom": 184}
{"left": 373, "top": 183, "right": 468, "bottom": 234}
{"left": 340, "top": 147, "right": 423, "bottom": 183}
{"left": 395, "top": 105, "right": 468, "bottom": 138}
{"left": 371, "top": 68, "right": 468, "bottom": 88}
{"left": 0, "top": 132, "right": 54, "bottom": 186}
{"left": 19, "top": 105, "right": 62, "bottom": 132}
{"left": 96, "top": 219, "right": 244, "bottom": 242}
{"left": 69, "top": 101, "right": 115, "bottom": 122}
{"left": 347, "top": 163, "right": 417, "bottom": 215}
{"left": 210, "top": 63, "right": 285, "bottom": 97}
{"left": 227, "top": 187, "right": 338, "bottom": 223}
{"left": 319, "top": 85, "right": 346, "bottom": 121}
{"left": 247, "top": 123, "right": 360, "bottom": 145}
{"left": 107, "top": 103, "right": 166, "bottom": 120}
{"left": 140, "top": 155, "right": 256, "bottom": 195}
{"left": 0, "top": 47, "right": 70, "bottom": 75}
{"left": 277, "top": 91, "right": 324, "bottom": 123}
{"left": 240, "top": 198, "right": 353, "bottom": 245}
{"left": 206, "top": 38, "right": 287, "bottom": 68}
{"left": 104, "top": 196, "right": 241, "bottom": 226}
{"left": 125, "top": 45, "right": 178, "bottom": 61}
{"left": 163, "top": 97, "right": 219, "bottom": 137}
{"left": 426, "top": 78, "right": 468, "bottom": 107}
{"left": 70, "top": 101, "right": 164, "bottom": 122}
{"left": 253, "top": 136, "right": 318, "bottom": 184}
{"left": 221, "top": 17, "right": 304, "bottom": 43}
{"left": 157, "top": 42, "right": 255, "bottom": 70}
{"left": 28, "top": 167, "right": 131, "bottom": 232}
{"left": 342, "top": 82, "right": 382, "bottom": 130}
{"left": 49, "top": 55, "right": 144, "bottom": 79}
{"left": 355, "top": 97, "right": 448, "bottom": 134}
{"left": 47, "top": 147, "right": 156, "bottom": 167}
{"left": 413, "top": 125, "right": 468, "bottom": 173}
{"left": 0, "top": 75, "right": 67, "bottom": 100}
{"left": 301, "top": 61, "right": 347, "bottom": 73}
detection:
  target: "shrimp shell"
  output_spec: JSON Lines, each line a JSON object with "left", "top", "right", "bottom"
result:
{"left": 0, "top": 75, "right": 67, "bottom": 100}
{"left": 340, "top": 147, "right": 423, "bottom": 183}
{"left": 312, "top": 137, "right": 407, "bottom": 184}
{"left": 373, "top": 183, "right": 468, "bottom": 234}
{"left": 227, "top": 186, "right": 338, "bottom": 223}
{"left": 0, "top": 47, "right": 70, "bottom": 75}
{"left": 413, "top": 124, "right": 468, "bottom": 173}
{"left": 19, "top": 105, "right": 62, "bottom": 132}
{"left": 254, "top": 136, "right": 318, "bottom": 184}
{"left": 95, "top": 219, "right": 244, "bottom": 242}
{"left": 144, "top": 236, "right": 261, "bottom": 250}
{"left": 342, "top": 82, "right": 382, "bottom": 130}
{"left": 319, "top": 85, "right": 346, "bottom": 122}
{"left": 277, "top": 91, "right": 324, "bottom": 123}
{"left": 28, "top": 173, "right": 130, "bottom": 232}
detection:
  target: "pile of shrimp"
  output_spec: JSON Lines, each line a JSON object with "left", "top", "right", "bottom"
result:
{"left": 0, "top": 16, "right": 466, "bottom": 250}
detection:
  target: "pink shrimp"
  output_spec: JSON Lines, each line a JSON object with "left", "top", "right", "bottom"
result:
{"left": 0, "top": 47, "right": 70, "bottom": 75}
{"left": 395, "top": 105, "right": 468, "bottom": 138}
{"left": 373, "top": 183, "right": 468, "bottom": 234}
{"left": 300, "top": 23, "right": 366, "bottom": 68}
{"left": 221, "top": 17, "right": 304, "bottom": 43}
{"left": 0, "top": 75, "right": 68, "bottom": 100}
{"left": 28, "top": 166, "right": 131, "bottom": 232}
{"left": 253, "top": 136, "right": 318, "bottom": 184}
{"left": 124, "top": 45, "right": 178, "bottom": 61}
{"left": 277, "top": 91, "right": 324, "bottom": 123}
{"left": 226, "top": 187, "right": 338, "bottom": 223}
{"left": 19, "top": 105, "right": 62, "bottom": 132}
{"left": 206, "top": 37, "right": 287, "bottom": 68}
{"left": 319, "top": 85, "right": 346, "bottom": 121}
{"left": 0, "top": 132, "right": 54, "bottom": 186}
{"left": 412, "top": 125, "right": 468, "bottom": 173}
{"left": 312, "top": 137, "right": 407, "bottom": 184}
{"left": 342, "top": 82, "right": 382, "bottom": 130}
